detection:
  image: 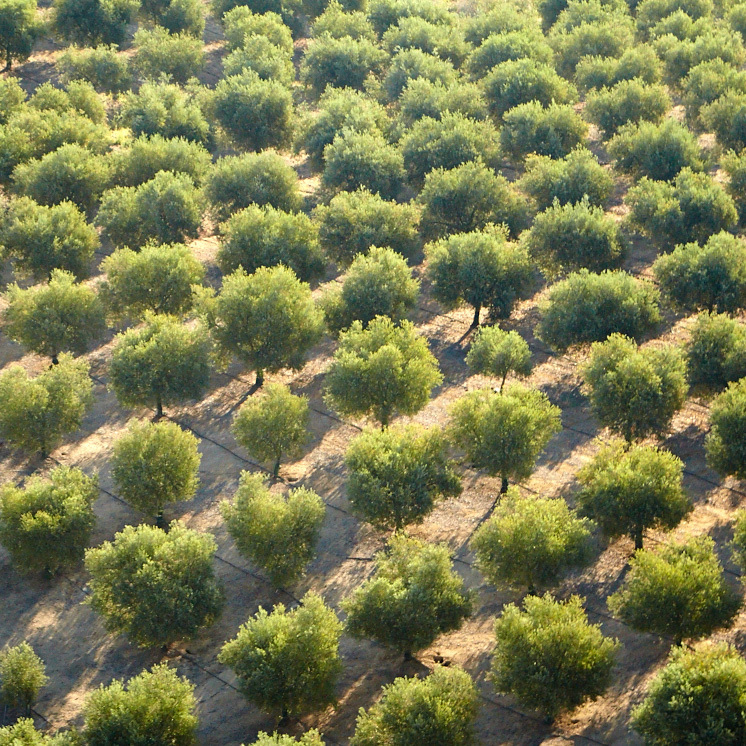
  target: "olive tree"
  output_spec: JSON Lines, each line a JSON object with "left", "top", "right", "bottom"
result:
{"left": 350, "top": 666, "right": 478, "bottom": 746}
{"left": 83, "top": 665, "right": 197, "bottom": 746}
{"left": 383, "top": 48, "right": 456, "bottom": 101}
{"left": 582, "top": 334, "right": 689, "bottom": 443}
{"left": 221, "top": 472, "right": 324, "bottom": 587}
{"left": 0, "top": 0, "right": 41, "bottom": 71}
{"left": 132, "top": 27, "right": 205, "bottom": 84}
{"left": 0, "top": 719, "right": 77, "bottom": 744}
{"left": 343, "top": 534, "right": 473, "bottom": 659}
{"left": 57, "top": 44, "right": 133, "bottom": 95}
{"left": 608, "top": 536, "right": 740, "bottom": 645}
{"left": 52, "top": 0, "right": 138, "bottom": 45}
{"left": 85, "top": 522, "right": 224, "bottom": 647}
{"left": 324, "top": 316, "right": 442, "bottom": 427}
{"left": 218, "top": 592, "right": 342, "bottom": 720}
{"left": 466, "top": 325, "right": 531, "bottom": 391}
{"left": 109, "top": 314, "right": 211, "bottom": 417}
{"left": 100, "top": 243, "right": 204, "bottom": 322}
{"left": 631, "top": 644, "right": 746, "bottom": 745}
{"left": 686, "top": 312, "right": 746, "bottom": 390}
{"left": 426, "top": 226, "right": 533, "bottom": 327}
{"left": 344, "top": 424, "right": 461, "bottom": 530}
{"left": 248, "top": 733, "right": 324, "bottom": 746}
{"left": 706, "top": 378, "right": 746, "bottom": 480}
{"left": 0, "top": 466, "right": 97, "bottom": 575}
{"left": 471, "top": 490, "right": 594, "bottom": 593}
{"left": 449, "top": 385, "right": 561, "bottom": 494}
{"left": 0, "top": 355, "right": 93, "bottom": 456}
{"left": 0, "top": 643, "right": 47, "bottom": 713}
{"left": 584, "top": 79, "right": 670, "bottom": 136}
{"left": 577, "top": 439, "right": 690, "bottom": 550}
{"left": 492, "top": 594, "right": 619, "bottom": 720}
{"left": 231, "top": 383, "right": 310, "bottom": 477}
{"left": 111, "top": 420, "right": 201, "bottom": 524}
{"left": 2, "top": 269, "right": 105, "bottom": 364}
{"left": 200, "top": 266, "right": 324, "bottom": 388}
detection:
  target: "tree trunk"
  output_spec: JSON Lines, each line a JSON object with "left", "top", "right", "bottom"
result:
{"left": 156, "top": 510, "right": 166, "bottom": 530}
{"left": 156, "top": 396, "right": 163, "bottom": 419}
{"left": 403, "top": 650, "right": 413, "bottom": 662}
{"left": 470, "top": 304, "right": 481, "bottom": 329}
{"left": 499, "top": 372, "right": 507, "bottom": 393}
{"left": 272, "top": 458, "right": 281, "bottom": 479}
{"left": 255, "top": 369, "right": 264, "bottom": 388}
{"left": 279, "top": 707, "right": 290, "bottom": 726}
{"left": 51, "top": 354, "right": 59, "bottom": 365}
{"left": 633, "top": 528, "right": 643, "bottom": 551}
{"left": 500, "top": 476, "right": 509, "bottom": 494}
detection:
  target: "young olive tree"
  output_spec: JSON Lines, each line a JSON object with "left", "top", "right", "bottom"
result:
{"left": 200, "top": 266, "right": 324, "bottom": 388}
{"left": 218, "top": 592, "right": 342, "bottom": 720}
{"left": 0, "top": 0, "right": 41, "bottom": 71}
{"left": 231, "top": 383, "right": 310, "bottom": 477}
{"left": 344, "top": 424, "right": 461, "bottom": 530}
{"left": 584, "top": 79, "right": 670, "bottom": 136}
{"left": 686, "top": 312, "right": 746, "bottom": 390}
{"left": 343, "top": 534, "right": 473, "bottom": 660}
{"left": 577, "top": 439, "right": 690, "bottom": 550}
{"left": 248, "top": 733, "right": 324, "bottom": 746}
{"left": 608, "top": 536, "right": 740, "bottom": 645}
{"left": 324, "top": 317, "right": 442, "bottom": 428}
{"left": 706, "top": 378, "right": 746, "bottom": 480}
{"left": 0, "top": 466, "right": 97, "bottom": 575}
{"left": 221, "top": 472, "right": 324, "bottom": 587}
{"left": 57, "top": 44, "right": 133, "bottom": 95}
{"left": 0, "top": 355, "right": 93, "bottom": 456}
{"left": 492, "top": 594, "right": 619, "bottom": 720}
{"left": 426, "top": 226, "right": 533, "bottom": 327}
{"left": 465, "top": 326, "right": 531, "bottom": 391}
{"left": 52, "top": 0, "right": 138, "bottom": 46}
{"left": 449, "top": 385, "right": 561, "bottom": 494}
{"left": 111, "top": 420, "right": 201, "bottom": 525}
{"left": 0, "top": 719, "right": 77, "bottom": 744}
{"left": 582, "top": 334, "right": 689, "bottom": 443}
{"left": 83, "top": 664, "right": 198, "bottom": 746}
{"left": 471, "top": 489, "right": 594, "bottom": 593}
{"left": 0, "top": 642, "right": 47, "bottom": 714}
{"left": 85, "top": 521, "right": 224, "bottom": 647}
{"left": 109, "top": 314, "right": 212, "bottom": 417}
{"left": 2, "top": 269, "right": 105, "bottom": 364}
{"left": 132, "top": 27, "right": 205, "bottom": 84}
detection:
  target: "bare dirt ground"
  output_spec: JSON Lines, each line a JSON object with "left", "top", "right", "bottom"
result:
{"left": 2, "top": 10, "right": 746, "bottom": 746}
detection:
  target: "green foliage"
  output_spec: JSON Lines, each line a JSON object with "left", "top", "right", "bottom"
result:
{"left": 0, "top": 466, "right": 97, "bottom": 575}
{"left": 158, "top": 0, "right": 205, "bottom": 35}
{"left": 0, "top": 0, "right": 41, "bottom": 70}
{"left": 200, "top": 265, "right": 324, "bottom": 385}
{"left": 28, "top": 80, "right": 106, "bottom": 123}
{"left": 608, "top": 536, "right": 740, "bottom": 644}
{"left": 111, "top": 420, "right": 201, "bottom": 520}
{"left": 205, "top": 151, "right": 301, "bottom": 223}
{"left": 585, "top": 79, "right": 670, "bottom": 138}
{"left": 2, "top": 269, "right": 105, "bottom": 363}
{"left": 100, "top": 243, "right": 204, "bottom": 321}
{"left": 322, "top": 129, "right": 405, "bottom": 200}
{"left": 522, "top": 198, "right": 624, "bottom": 279}
{"left": 0, "top": 719, "right": 79, "bottom": 745}
{"left": 367, "top": 0, "right": 454, "bottom": 37}
{"left": 550, "top": 18, "right": 634, "bottom": 79}
{"left": 212, "top": 72, "right": 294, "bottom": 151}
{"left": 96, "top": 171, "right": 203, "bottom": 249}
{"left": 400, "top": 112, "right": 501, "bottom": 187}
{"left": 350, "top": 666, "right": 478, "bottom": 746}
{"left": 324, "top": 316, "right": 442, "bottom": 426}
{"left": 311, "top": 1, "right": 374, "bottom": 39}
{"left": 0, "top": 77, "right": 25, "bottom": 124}
{"left": 213, "top": 0, "right": 301, "bottom": 35}
{"left": 522, "top": 148, "right": 613, "bottom": 212}
{"left": 467, "top": 29, "right": 553, "bottom": 79}
{"left": 343, "top": 534, "right": 472, "bottom": 656}
{"left": 631, "top": 644, "right": 746, "bottom": 745}
{"left": 384, "top": 48, "right": 457, "bottom": 101}
{"left": 426, "top": 225, "right": 533, "bottom": 326}
{"left": 582, "top": 334, "right": 688, "bottom": 443}
{"left": 132, "top": 27, "right": 204, "bottom": 84}
{"left": 466, "top": 325, "right": 531, "bottom": 389}
{"left": 0, "top": 354, "right": 93, "bottom": 455}
{"left": 653, "top": 232, "right": 746, "bottom": 314}
{"left": 58, "top": 45, "right": 132, "bottom": 95}
{"left": 83, "top": 664, "right": 198, "bottom": 746}
{"left": 218, "top": 205, "right": 324, "bottom": 283}
{"left": 682, "top": 59, "right": 746, "bottom": 125}
{"left": 109, "top": 314, "right": 211, "bottom": 415}
{"left": 322, "top": 246, "right": 419, "bottom": 335}
{"left": 344, "top": 424, "right": 461, "bottom": 530}
{"left": 85, "top": 522, "right": 224, "bottom": 647}
{"left": 625, "top": 169, "right": 738, "bottom": 249}
{"left": 471, "top": 489, "right": 594, "bottom": 592}
{"left": 574, "top": 45, "right": 662, "bottom": 92}
{"left": 464, "top": 2, "right": 538, "bottom": 44}
{"left": 636, "top": 0, "right": 713, "bottom": 37}
{"left": 448, "top": 384, "right": 561, "bottom": 492}
{"left": 501, "top": 101, "right": 587, "bottom": 161}
{"left": 657, "top": 28, "right": 746, "bottom": 85}
{"left": 301, "top": 35, "right": 388, "bottom": 95}
{"left": 120, "top": 80, "right": 210, "bottom": 143}
{"left": 382, "top": 15, "right": 469, "bottom": 65}
{"left": 223, "top": 6, "right": 293, "bottom": 53}
{"left": 231, "top": 383, "right": 310, "bottom": 476}
{"left": 396, "top": 78, "right": 488, "bottom": 131}
{"left": 223, "top": 36, "right": 294, "bottom": 85}
{"left": 537, "top": 270, "right": 660, "bottom": 352}
{"left": 221, "top": 472, "right": 324, "bottom": 586}
{"left": 492, "top": 593, "right": 619, "bottom": 719}
{"left": 686, "top": 312, "right": 746, "bottom": 389}
{"left": 577, "top": 439, "right": 690, "bottom": 549}
{"left": 418, "top": 161, "right": 529, "bottom": 241}
{"left": 246, "top": 733, "right": 324, "bottom": 746}
{"left": 297, "top": 87, "right": 388, "bottom": 169}
{"left": 706, "top": 378, "right": 746, "bottom": 480}
{"left": 314, "top": 188, "right": 419, "bottom": 266}
{"left": 701, "top": 90, "right": 746, "bottom": 153}
{"left": 218, "top": 592, "right": 342, "bottom": 717}
{"left": 52, "top": 0, "right": 139, "bottom": 45}
{"left": 723, "top": 148, "right": 746, "bottom": 224}
{"left": 0, "top": 643, "right": 47, "bottom": 712}
{"left": 608, "top": 119, "right": 703, "bottom": 182}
